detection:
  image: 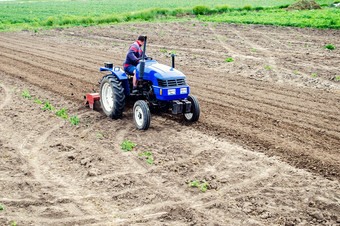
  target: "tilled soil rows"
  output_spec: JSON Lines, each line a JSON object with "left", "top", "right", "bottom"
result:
{"left": 0, "top": 22, "right": 339, "bottom": 225}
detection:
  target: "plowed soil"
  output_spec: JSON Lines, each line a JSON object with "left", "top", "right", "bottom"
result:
{"left": 0, "top": 22, "right": 339, "bottom": 225}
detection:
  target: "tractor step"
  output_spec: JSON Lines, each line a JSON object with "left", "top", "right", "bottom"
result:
{"left": 86, "top": 93, "right": 100, "bottom": 110}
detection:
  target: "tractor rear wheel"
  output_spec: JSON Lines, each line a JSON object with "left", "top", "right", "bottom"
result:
{"left": 133, "top": 100, "right": 151, "bottom": 130}
{"left": 184, "top": 95, "right": 200, "bottom": 122}
{"left": 99, "top": 74, "right": 125, "bottom": 119}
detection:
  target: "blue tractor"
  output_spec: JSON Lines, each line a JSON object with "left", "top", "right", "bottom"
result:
{"left": 97, "top": 36, "right": 200, "bottom": 130}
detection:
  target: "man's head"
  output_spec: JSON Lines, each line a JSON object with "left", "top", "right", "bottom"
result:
{"left": 137, "top": 35, "right": 145, "bottom": 46}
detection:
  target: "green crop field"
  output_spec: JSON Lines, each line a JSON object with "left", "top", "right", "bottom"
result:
{"left": 0, "top": 0, "right": 338, "bottom": 31}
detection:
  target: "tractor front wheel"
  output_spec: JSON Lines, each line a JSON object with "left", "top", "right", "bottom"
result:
{"left": 99, "top": 75, "right": 125, "bottom": 119}
{"left": 133, "top": 100, "right": 151, "bottom": 130}
{"left": 184, "top": 95, "right": 200, "bottom": 122}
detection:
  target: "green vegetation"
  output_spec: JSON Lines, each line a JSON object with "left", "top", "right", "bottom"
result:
{"left": 139, "top": 151, "right": 154, "bottom": 164}
{"left": 160, "top": 49, "right": 168, "bottom": 53}
{"left": 265, "top": 65, "right": 273, "bottom": 70}
{"left": 146, "top": 157, "right": 154, "bottom": 164}
{"left": 69, "top": 115, "right": 79, "bottom": 125}
{"left": 294, "top": 70, "right": 300, "bottom": 75}
{"left": 188, "top": 180, "right": 209, "bottom": 192}
{"left": 10, "top": 221, "right": 16, "bottom": 226}
{"left": 21, "top": 89, "right": 32, "bottom": 99}
{"left": 170, "top": 50, "right": 178, "bottom": 55}
{"left": 324, "top": 44, "right": 335, "bottom": 50}
{"left": 335, "top": 75, "right": 340, "bottom": 80}
{"left": 42, "top": 100, "right": 54, "bottom": 111}
{"left": 224, "top": 57, "right": 234, "bottom": 62}
{"left": 121, "top": 140, "right": 136, "bottom": 151}
{"left": 199, "top": 7, "right": 340, "bottom": 29}
{"left": 312, "top": 73, "right": 317, "bottom": 77}
{"left": 97, "top": 133, "right": 103, "bottom": 138}
{"left": 0, "top": 0, "right": 336, "bottom": 31}
{"left": 139, "top": 151, "right": 152, "bottom": 157}
{"left": 56, "top": 108, "right": 68, "bottom": 119}
{"left": 251, "top": 49, "right": 257, "bottom": 52}
{"left": 0, "top": 205, "right": 3, "bottom": 210}
{"left": 33, "top": 97, "right": 42, "bottom": 104}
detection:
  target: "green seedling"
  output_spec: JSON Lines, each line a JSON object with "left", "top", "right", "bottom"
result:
{"left": 312, "top": 73, "right": 317, "bottom": 77}
{"left": 121, "top": 140, "right": 136, "bottom": 152}
{"left": 33, "top": 97, "right": 42, "bottom": 104}
{"left": 294, "top": 70, "right": 299, "bottom": 75}
{"left": 335, "top": 76, "right": 340, "bottom": 80}
{"left": 192, "top": 23, "right": 196, "bottom": 26}
{"left": 160, "top": 49, "right": 167, "bottom": 53}
{"left": 265, "top": 65, "right": 272, "bottom": 70}
{"left": 224, "top": 57, "right": 234, "bottom": 62}
{"left": 10, "top": 221, "right": 16, "bottom": 226}
{"left": 0, "top": 205, "right": 3, "bottom": 210}
{"left": 56, "top": 108, "right": 68, "bottom": 119}
{"left": 21, "top": 89, "right": 31, "bottom": 99}
{"left": 96, "top": 133, "right": 103, "bottom": 138}
{"left": 251, "top": 49, "right": 257, "bottom": 52}
{"left": 146, "top": 156, "right": 154, "bottom": 164}
{"left": 139, "top": 151, "right": 152, "bottom": 157}
{"left": 170, "top": 50, "right": 177, "bottom": 55}
{"left": 324, "top": 44, "right": 335, "bottom": 50}
{"left": 42, "top": 100, "right": 54, "bottom": 111}
{"left": 69, "top": 115, "right": 79, "bottom": 125}
{"left": 188, "top": 180, "right": 209, "bottom": 192}
{"left": 213, "top": 24, "right": 217, "bottom": 27}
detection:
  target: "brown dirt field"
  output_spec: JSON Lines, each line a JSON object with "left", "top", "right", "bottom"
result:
{"left": 0, "top": 22, "right": 339, "bottom": 225}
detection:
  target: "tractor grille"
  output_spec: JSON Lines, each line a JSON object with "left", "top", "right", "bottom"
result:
{"left": 157, "top": 79, "right": 187, "bottom": 87}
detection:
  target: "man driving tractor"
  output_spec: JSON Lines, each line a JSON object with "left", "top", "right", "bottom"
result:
{"left": 123, "top": 35, "right": 146, "bottom": 93}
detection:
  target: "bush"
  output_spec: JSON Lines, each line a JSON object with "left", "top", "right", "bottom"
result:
{"left": 193, "top": 5, "right": 211, "bottom": 15}
{"left": 243, "top": 5, "right": 252, "bottom": 10}
{"left": 45, "top": 17, "right": 54, "bottom": 26}
{"left": 216, "top": 5, "right": 230, "bottom": 13}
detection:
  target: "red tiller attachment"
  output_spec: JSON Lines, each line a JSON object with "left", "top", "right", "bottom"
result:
{"left": 85, "top": 93, "right": 100, "bottom": 110}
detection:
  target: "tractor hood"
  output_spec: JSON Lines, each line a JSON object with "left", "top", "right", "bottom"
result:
{"left": 139, "top": 60, "right": 186, "bottom": 80}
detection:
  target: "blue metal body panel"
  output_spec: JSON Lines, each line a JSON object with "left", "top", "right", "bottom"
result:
{"left": 100, "top": 60, "right": 189, "bottom": 101}
{"left": 136, "top": 60, "right": 189, "bottom": 101}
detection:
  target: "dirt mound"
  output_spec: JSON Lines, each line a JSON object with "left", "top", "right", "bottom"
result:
{"left": 286, "top": 0, "right": 322, "bottom": 10}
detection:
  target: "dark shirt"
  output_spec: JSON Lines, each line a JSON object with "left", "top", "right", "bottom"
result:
{"left": 124, "top": 41, "right": 143, "bottom": 67}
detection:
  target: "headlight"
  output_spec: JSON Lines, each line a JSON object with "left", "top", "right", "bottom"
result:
{"left": 168, "top": 89, "right": 176, "bottom": 95}
{"left": 180, "top": 88, "right": 187, "bottom": 94}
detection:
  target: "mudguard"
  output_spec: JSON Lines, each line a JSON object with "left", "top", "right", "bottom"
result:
{"left": 100, "top": 67, "right": 128, "bottom": 80}
{"left": 100, "top": 67, "right": 130, "bottom": 96}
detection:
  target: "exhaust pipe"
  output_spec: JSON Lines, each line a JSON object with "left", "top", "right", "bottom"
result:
{"left": 171, "top": 53, "right": 175, "bottom": 68}
{"left": 139, "top": 36, "right": 147, "bottom": 80}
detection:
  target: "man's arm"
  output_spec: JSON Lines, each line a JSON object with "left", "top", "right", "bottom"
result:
{"left": 127, "top": 48, "right": 139, "bottom": 63}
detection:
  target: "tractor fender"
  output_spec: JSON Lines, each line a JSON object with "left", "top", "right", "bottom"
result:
{"left": 100, "top": 67, "right": 128, "bottom": 81}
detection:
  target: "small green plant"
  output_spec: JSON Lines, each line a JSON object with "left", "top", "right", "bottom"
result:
{"left": 33, "top": 97, "right": 42, "bottom": 104}
{"left": 69, "top": 115, "right": 79, "bottom": 125}
{"left": 121, "top": 140, "right": 136, "bottom": 151}
{"left": 0, "top": 205, "right": 3, "bottom": 210}
{"left": 224, "top": 57, "right": 234, "bottom": 62}
{"left": 21, "top": 89, "right": 31, "bottom": 99}
{"left": 188, "top": 180, "right": 209, "bottom": 192}
{"left": 251, "top": 49, "right": 257, "bottom": 52}
{"left": 139, "top": 151, "right": 152, "bottom": 157}
{"left": 312, "top": 73, "right": 317, "bottom": 77}
{"left": 324, "top": 44, "right": 335, "bottom": 50}
{"left": 56, "top": 108, "right": 68, "bottom": 119}
{"left": 170, "top": 50, "right": 177, "bottom": 55}
{"left": 42, "top": 100, "right": 54, "bottom": 111}
{"left": 265, "top": 65, "right": 272, "bottom": 70}
{"left": 192, "top": 23, "right": 196, "bottom": 26}
{"left": 294, "top": 70, "right": 299, "bottom": 75}
{"left": 146, "top": 156, "right": 154, "bottom": 164}
{"left": 10, "top": 221, "right": 17, "bottom": 226}
{"left": 335, "top": 75, "right": 340, "bottom": 80}
{"left": 160, "top": 49, "right": 167, "bottom": 53}
{"left": 96, "top": 133, "right": 103, "bottom": 138}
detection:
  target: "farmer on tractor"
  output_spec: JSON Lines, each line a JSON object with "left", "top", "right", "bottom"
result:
{"left": 123, "top": 35, "right": 146, "bottom": 93}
